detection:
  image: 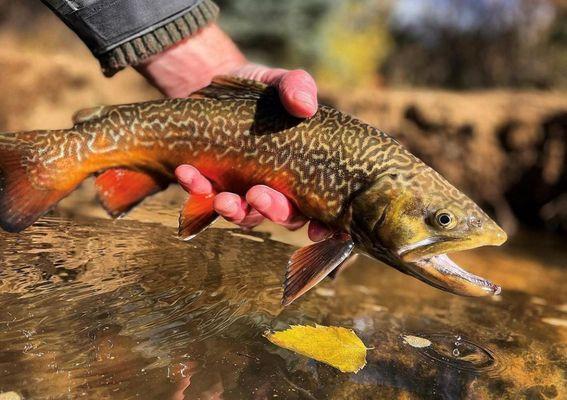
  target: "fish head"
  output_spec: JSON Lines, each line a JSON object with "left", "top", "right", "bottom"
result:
{"left": 355, "top": 175, "right": 507, "bottom": 297}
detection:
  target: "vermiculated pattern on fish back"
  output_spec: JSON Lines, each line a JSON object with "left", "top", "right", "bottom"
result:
{"left": 1, "top": 78, "right": 483, "bottom": 229}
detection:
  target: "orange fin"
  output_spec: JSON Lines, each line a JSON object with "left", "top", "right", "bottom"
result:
{"left": 0, "top": 144, "right": 77, "bottom": 232}
{"left": 282, "top": 233, "right": 354, "bottom": 306}
{"left": 179, "top": 193, "right": 218, "bottom": 240}
{"left": 95, "top": 168, "right": 169, "bottom": 218}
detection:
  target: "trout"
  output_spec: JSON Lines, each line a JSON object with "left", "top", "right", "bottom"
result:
{"left": 0, "top": 77, "right": 507, "bottom": 305}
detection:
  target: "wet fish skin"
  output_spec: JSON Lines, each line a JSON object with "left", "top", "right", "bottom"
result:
{"left": 0, "top": 77, "right": 507, "bottom": 304}
{"left": 0, "top": 78, "right": 395, "bottom": 229}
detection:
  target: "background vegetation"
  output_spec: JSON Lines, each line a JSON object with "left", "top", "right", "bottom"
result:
{"left": 216, "top": 0, "right": 567, "bottom": 89}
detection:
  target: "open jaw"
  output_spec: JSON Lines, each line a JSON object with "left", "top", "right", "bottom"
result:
{"left": 396, "top": 239, "right": 502, "bottom": 297}
{"left": 407, "top": 253, "right": 501, "bottom": 297}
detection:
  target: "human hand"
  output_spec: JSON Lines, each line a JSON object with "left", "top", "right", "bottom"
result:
{"left": 136, "top": 24, "right": 330, "bottom": 241}
{"left": 135, "top": 24, "right": 318, "bottom": 117}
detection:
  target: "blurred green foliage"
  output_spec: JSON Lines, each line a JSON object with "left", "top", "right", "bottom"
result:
{"left": 214, "top": 0, "right": 332, "bottom": 67}
{"left": 216, "top": 0, "right": 393, "bottom": 87}
{"left": 313, "top": 1, "right": 392, "bottom": 87}
{"left": 217, "top": 0, "right": 566, "bottom": 90}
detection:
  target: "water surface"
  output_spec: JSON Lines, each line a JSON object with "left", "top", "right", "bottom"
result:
{"left": 0, "top": 200, "right": 565, "bottom": 399}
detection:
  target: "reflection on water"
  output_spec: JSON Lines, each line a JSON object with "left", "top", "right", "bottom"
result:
{"left": 0, "top": 204, "right": 565, "bottom": 399}
{"left": 403, "top": 333, "right": 498, "bottom": 373}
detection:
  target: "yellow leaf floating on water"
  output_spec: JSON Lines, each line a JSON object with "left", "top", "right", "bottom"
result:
{"left": 264, "top": 325, "right": 367, "bottom": 373}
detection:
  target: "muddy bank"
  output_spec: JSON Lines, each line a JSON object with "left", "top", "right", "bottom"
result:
{"left": 1, "top": 28, "right": 566, "bottom": 234}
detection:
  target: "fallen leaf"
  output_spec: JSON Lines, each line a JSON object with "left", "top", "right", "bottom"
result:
{"left": 265, "top": 325, "right": 367, "bottom": 373}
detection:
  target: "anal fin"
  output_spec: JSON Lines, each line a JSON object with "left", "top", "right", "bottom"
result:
{"left": 179, "top": 193, "right": 218, "bottom": 240}
{"left": 282, "top": 233, "right": 354, "bottom": 306}
{"left": 95, "top": 168, "right": 169, "bottom": 218}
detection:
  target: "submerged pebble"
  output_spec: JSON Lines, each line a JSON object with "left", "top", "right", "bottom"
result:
{"left": 403, "top": 333, "right": 497, "bottom": 373}
{"left": 402, "top": 335, "right": 432, "bottom": 348}
{"left": 228, "top": 231, "right": 265, "bottom": 243}
{"left": 530, "top": 297, "right": 547, "bottom": 305}
{"left": 541, "top": 318, "right": 567, "bottom": 327}
{"left": 0, "top": 392, "right": 22, "bottom": 400}
{"left": 315, "top": 287, "right": 336, "bottom": 297}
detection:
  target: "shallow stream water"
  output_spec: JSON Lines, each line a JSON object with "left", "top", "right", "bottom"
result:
{"left": 0, "top": 199, "right": 565, "bottom": 399}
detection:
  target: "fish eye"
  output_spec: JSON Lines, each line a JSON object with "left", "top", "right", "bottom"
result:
{"left": 433, "top": 209, "right": 456, "bottom": 229}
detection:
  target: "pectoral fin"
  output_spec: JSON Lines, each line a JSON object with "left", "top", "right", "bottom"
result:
{"left": 282, "top": 233, "right": 354, "bottom": 306}
{"left": 179, "top": 193, "right": 218, "bottom": 240}
{"left": 328, "top": 256, "right": 355, "bottom": 280}
{"left": 95, "top": 168, "right": 169, "bottom": 218}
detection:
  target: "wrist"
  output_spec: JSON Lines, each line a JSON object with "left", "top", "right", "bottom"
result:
{"left": 135, "top": 24, "right": 247, "bottom": 98}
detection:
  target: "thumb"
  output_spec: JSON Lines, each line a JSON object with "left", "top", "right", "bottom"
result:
{"left": 232, "top": 65, "right": 318, "bottom": 118}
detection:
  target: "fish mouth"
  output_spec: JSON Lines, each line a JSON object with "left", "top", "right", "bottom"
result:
{"left": 404, "top": 253, "right": 501, "bottom": 297}
{"left": 395, "top": 235, "right": 505, "bottom": 297}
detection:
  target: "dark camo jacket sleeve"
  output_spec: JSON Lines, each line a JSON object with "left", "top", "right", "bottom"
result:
{"left": 41, "top": 0, "right": 219, "bottom": 76}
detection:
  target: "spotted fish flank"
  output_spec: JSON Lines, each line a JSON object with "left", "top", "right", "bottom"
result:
{"left": 0, "top": 77, "right": 507, "bottom": 304}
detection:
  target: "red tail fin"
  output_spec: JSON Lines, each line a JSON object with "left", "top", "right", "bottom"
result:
{"left": 0, "top": 137, "right": 80, "bottom": 232}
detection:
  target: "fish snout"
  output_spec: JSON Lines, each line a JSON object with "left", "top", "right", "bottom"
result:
{"left": 494, "top": 226, "right": 508, "bottom": 245}
{"left": 483, "top": 221, "right": 508, "bottom": 247}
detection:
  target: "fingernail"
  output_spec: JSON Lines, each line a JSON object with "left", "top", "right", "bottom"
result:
{"left": 177, "top": 169, "right": 193, "bottom": 185}
{"left": 217, "top": 199, "right": 238, "bottom": 216}
{"left": 293, "top": 91, "right": 316, "bottom": 108}
{"left": 250, "top": 192, "right": 272, "bottom": 211}
{"left": 193, "top": 180, "right": 211, "bottom": 195}
{"left": 181, "top": 176, "right": 193, "bottom": 187}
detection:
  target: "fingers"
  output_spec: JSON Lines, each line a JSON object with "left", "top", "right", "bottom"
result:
{"left": 246, "top": 185, "right": 307, "bottom": 230}
{"left": 175, "top": 165, "right": 213, "bottom": 195}
{"left": 176, "top": 165, "right": 318, "bottom": 232}
{"left": 232, "top": 65, "right": 318, "bottom": 119}
{"left": 216, "top": 185, "right": 309, "bottom": 230}
{"left": 213, "top": 193, "right": 249, "bottom": 224}
{"left": 276, "top": 70, "right": 318, "bottom": 119}
{"left": 213, "top": 195, "right": 266, "bottom": 228}
{"left": 237, "top": 209, "right": 265, "bottom": 229}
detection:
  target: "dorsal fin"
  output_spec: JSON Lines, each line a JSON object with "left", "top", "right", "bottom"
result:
{"left": 72, "top": 106, "right": 111, "bottom": 124}
{"left": 190, "top": 76, "right": 273, "bottom": 101}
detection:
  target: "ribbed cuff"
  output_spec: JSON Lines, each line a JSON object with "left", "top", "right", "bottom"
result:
{"left": 99, "top": 0, "right": 219, "bottom": 77}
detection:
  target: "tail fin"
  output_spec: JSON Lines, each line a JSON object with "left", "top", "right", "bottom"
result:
{"left": 0, "top": 132, "right": 82, "bottom": 232}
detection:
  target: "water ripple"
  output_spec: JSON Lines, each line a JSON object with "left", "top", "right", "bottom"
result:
{"left": 402, "top": 333, "right": 498, "bottom": 373}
